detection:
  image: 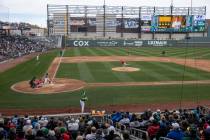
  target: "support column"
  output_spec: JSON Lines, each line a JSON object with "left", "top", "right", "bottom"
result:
{"left": 138, "top": 7, "right": 141, "bottom": 39}
{"left": 121, "top": 6, "right": 124, "bottom": 38}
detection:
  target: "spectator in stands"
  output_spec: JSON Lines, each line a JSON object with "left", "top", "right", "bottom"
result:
{"left": 119, "top": 114, "right": 130, "bottom": 126}
{"left": 16, "top": 131, "right": 26, "bottom": 140}
{"left": 105, "top": 130, "right": 120, "bottom": 140}
{"left": 204, "top": 126, "right": 210, "bottom": 140}
{"left": 166, "top": 122, "right": 184, "bottom": 140}
{"left": 155, "top": 116, "right": 169, "bottom": 139}
{"left": 0, "top": 35, "right": 54, "bottom": 62}
{"left": 96, "top": 129, "right": 106, "bottom": 140}
{"left": 147, "top": 119, "right": 160, "bottom": 140}
{"left": 48, "top": 130, "right": 57, "bottom": 140}
{"left": 23, "top": 120, "right": 33, "bottom": 134}
{"left": 60, "top": 127, "right": 71, "bottom": 140}
{"left": 85, "top": 126, "right": 96, "bottom": 140}
{"left": 76, "top": 135, "right": 83, "bottom": 140}
{"left": 0, "top": 106, "right": 210, "bottom": 140}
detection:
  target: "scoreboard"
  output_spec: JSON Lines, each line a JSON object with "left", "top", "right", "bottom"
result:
{"left": 149, "top": 15, "right": 205, "bottom": 32}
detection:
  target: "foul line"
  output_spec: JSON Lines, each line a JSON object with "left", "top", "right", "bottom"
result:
{"left": 87, "top": 80, "right": 210, "bottom": 87}
{"left": 51, "top": 49, "right": 65, "bottom": 82}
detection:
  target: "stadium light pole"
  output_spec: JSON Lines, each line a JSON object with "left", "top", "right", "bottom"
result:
{"left": 103, "top": 0, "right": 106, "bottom": 37}
{"left": 171, "top": 0, "right": 173, "bottom": 7}
{"left": 191, "top": 0, "right": 192, "bottom": 15}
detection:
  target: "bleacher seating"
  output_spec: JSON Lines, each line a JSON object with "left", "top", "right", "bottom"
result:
{"left": 0, "top": 106, "right": 210, "bottom": 140}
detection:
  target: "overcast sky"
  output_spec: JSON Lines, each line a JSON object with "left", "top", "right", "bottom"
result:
{"left": 0, "top": 0, "right": 209, "bottom": 27}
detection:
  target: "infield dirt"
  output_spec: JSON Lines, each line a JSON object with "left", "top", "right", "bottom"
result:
{"left": 11, "top": 56, "right": 210, "bottom": 94}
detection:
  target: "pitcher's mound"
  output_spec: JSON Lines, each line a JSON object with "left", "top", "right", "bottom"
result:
{"left": 112, "top": 67, "right": 140, "bottom": 72}
{"left": 11, "top": 78, "right": 86, "bottom": 94}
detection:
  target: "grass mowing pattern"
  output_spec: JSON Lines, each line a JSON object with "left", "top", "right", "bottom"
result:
{"left": 64, "top": 47, "right": 210, "bottom": 59}
{"left": 57, "top": 61, "right": 210, "bottom": 82}
{"left": 0, "top": 47, "right": 210, "bottom": 109}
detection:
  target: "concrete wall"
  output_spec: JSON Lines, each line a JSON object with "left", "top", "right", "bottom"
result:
{"left": 189, "top": 33, "right": 204, "bottom": 37}
{"left": 154, "top": 33, "right": 170, "bottom": 40}
{"left": 141, "top": 33, "right": 153, "bottom": 40}
{"left": 123, "top": 33, "right": 138, "bottom": 39}
{"left": 172, "top": 34, "right": 186, "bottom": 40}
{"left": 67, "top": 32, "right": 207, "bottom": 40}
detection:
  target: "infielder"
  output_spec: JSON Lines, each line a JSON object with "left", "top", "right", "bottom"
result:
{"left": 80, "top": 90, "right": 88, "bottom": 113}
{"left": 36, "top": 54, "right": 39, "bottom": 61}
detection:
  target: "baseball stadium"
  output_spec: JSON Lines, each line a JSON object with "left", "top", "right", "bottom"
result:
{"left": 1, "top": 0, "right": 210, "bottom": 139}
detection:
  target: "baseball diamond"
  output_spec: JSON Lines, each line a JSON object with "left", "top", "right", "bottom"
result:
{"left": 1, "top": 47, "right": 210, "bottom": 115}
{"left": 2, "top": 2, "right": 210, "bottom": 140}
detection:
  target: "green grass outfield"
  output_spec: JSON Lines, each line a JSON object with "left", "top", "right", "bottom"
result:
{"left": 1, "top": 47, "right": 210, "bottom": 109}
{"left": 64, "top": 47, "right": 210, "bottom": 59}
{"left": 57, "top": 61, "right": 210, "bottom": 83}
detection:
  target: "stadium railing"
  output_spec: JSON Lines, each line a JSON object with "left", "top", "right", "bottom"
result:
{"left": 129, "top": 127, "right": 149, "bottom": 140}
{"left": 159, "top": 137, "right": 174, "bottom": 140}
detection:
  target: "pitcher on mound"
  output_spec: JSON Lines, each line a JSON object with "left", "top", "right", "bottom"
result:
{"left": 120, "top": 60, "right": 128, "bottom": 67}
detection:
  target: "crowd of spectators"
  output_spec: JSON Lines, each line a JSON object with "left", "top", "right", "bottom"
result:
{"left": 0, "top": 106, "right": 210, "bottom": 140}
{"left": 0, "top": 35, "right": 53, "bottom": 62}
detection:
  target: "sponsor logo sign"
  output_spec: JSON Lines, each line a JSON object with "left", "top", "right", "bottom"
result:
{"left": 141, "top": 26, "right": 151, "bottom": 32}
{"left": 134, "top": 41, "right": 143, "bottom": 46}
{"left": 70, "top": 20, "right": 85, "bottom": 26}
{"left": 96, "top": 41, "right": 119, "bottom": 47}
{"left": 123, "top": 41, "right": 143, "bottom": 47}
{"left": 194, "top": 15, "right": 205, "bottom": 21}
{"left": 73, "top": 41, "right": 89, "bottom": 47}
{"left": 148, "top": 40, "right": 168, "bottom": 46}
{"left": 141, "top": 15, "right": 152, "bottom": 21}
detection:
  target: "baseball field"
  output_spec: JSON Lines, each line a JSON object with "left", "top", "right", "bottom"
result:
{"left": 1, "top": 47, "right": 210, "bottom": 115}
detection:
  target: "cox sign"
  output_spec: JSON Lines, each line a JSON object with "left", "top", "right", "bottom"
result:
{"left": 73, "top": 41, "right": 89, "bottom": 47}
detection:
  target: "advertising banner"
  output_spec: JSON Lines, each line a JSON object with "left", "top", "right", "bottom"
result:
{"left": 158, "top": 16, "right": 171, "bottom": 29}
{"left": 70, "top": 20, "right": 85, "bottom": 26}
{"left": 193, "top": 15, "right": 206, "bottom": 32}
{"left": 123, "top": 40, "right": 143, "bottom": 47}
{"left": 186, "top": 16, "right": 193, "bottom": 32}
{"left": 105, "top": 20, "right": 120, "bottom": 27}
{"left": 147, "top": 40, "right": 168, "bottom": 47}
{"left": 151, "top": 16, "right": 158, "bottom": 32}
{"left": 96, "top": 40, "right": 120, "bottom": 47}
{"left": 141, "top": 15, "right": 152, "bottom": 32}
{"left": 67, "top": 39, "right": 176, "bottom": 47}
{"left": 141, "top": 26, "right": 151, "bottom": 32}
{"left": 194, "top": 15, "right": 205, "bottom": 21}
{"left": 159, "top": 16, "right": 172, "bottom": 22}
{"left": 141, "top": 15, "right": 152, "bottom": 21}
{"left": 124, "top": 19, "right": 139, "bottom": 28}
{"left": 88, "top": 19, "right": 96, "bottom": 26}
{"left": 150, "top": 15, "right": 206, "bottom": 32}
{"left": 172, "top": 16, "right": 186, "bottom": 29}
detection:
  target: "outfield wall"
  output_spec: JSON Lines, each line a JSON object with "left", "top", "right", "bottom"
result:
{"left": 65, "top": 39, "right": 176, "bottom": 47}
{"left": 64, "top": 38, "right": 210, "bottom": 47}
